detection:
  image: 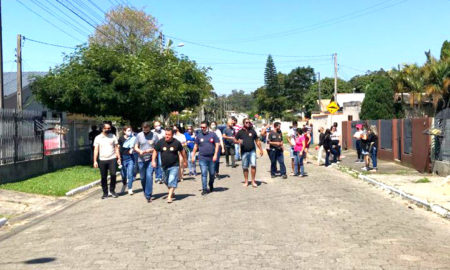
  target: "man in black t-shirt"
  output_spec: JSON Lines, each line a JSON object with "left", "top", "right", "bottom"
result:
{"left": 235, "top": 118, "right": 263, "bottom": 188}
{"left": 268, "top": 122, "right": 287, "bottom": 179}
{"left": 152, "top": 128, "right": 187, "bottom": 203}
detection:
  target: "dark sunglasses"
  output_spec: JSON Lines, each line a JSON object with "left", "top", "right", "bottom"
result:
{"left": 201, "top": 126, "right": 207, "bottom": 129}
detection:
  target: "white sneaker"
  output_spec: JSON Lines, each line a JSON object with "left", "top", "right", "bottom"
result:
{"left": 128, "top": 189, "right": 133, "bottom": 195}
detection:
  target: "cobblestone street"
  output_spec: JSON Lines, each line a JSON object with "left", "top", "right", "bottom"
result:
{"left": 0, "top": 156, "right": 449, "bottom": 269}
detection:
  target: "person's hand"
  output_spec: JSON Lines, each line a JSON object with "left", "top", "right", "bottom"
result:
{"left": 213, "top": 155, "right": 217, "bottom": 162}
{"left": 221, "top": 148, "right": 225, "bottom": 154}
{"left": 117, "top": 159, "right": 122, "bottom": 166}
{"left": 259, "top": 150, "right": 263, "bottom": 157}
{"left": 93, "top": 161, "right": 98, "bottom": 168}
{"left": 183, "top": 161, "right": 188, "bottom": 168}
{"left": 191, "top": 154, "right": 195, "bottom": 163}
{"left": 151, "top": 161, "right": 157, "bottom": 168}
{"left": 129, "top": 149, "right": 133, "bottom": 154}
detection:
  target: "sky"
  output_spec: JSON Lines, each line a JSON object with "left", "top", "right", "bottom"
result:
{"left": 2, "top": 0, "right": 450, "bottom": 95}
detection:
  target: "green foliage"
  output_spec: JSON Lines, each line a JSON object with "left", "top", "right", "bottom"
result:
{"left": 360, "top": 76, "right": 396, "bottom": 120}
{"left": 303, "top": 77, "right": 352, "bottom": 114}
{"left": 284, "top": 66, "right": 316, "bottom": 110}
{"left": 415, "top": 177, "right": 431, "bottom": 183}
{"left": 225, "top": 90, "right": 255, "bottom": 113}
{"left": 0, "top": 166, "right": 99, "bottom": 196}
{"left": 349, "top": 70, "right": 389, "bottom": 93}
{"left": 31, "top": 44, "right": 212, "bottom": 128}
{"left": 441, "top": 40, "right": 450, "bottom": 61}
{"left": 264, "top": 55, "right": 278, "bottom": 94}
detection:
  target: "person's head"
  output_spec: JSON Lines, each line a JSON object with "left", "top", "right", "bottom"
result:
{"left": 227, "top": 119, "right": 233, "bottom": 127}
{"left": 369, "top": 125, "right": 378, "bottom": 136}
{"left": 292, "top": 120, "right": 298, "bottom": 128}
{"left": 186, "top": 125, "right": 194, "bottom": 134}
{"left": 172, "top": 125, "right": 180, "bottom": 134}
{"left": 164, "top": 127, "right": 173, "bottom": 141}
{"left": 153, "top": 121, "right": 162, "bottom": 131}
{"left": 296, "top": 128, "right": 304, "bottom": 136}
{"left": 243, "top": 118, "right": 252, "bottom": 129}
{"left": 102, "top": 122, "right": 111, "bottom": 135}
{"left": 325, "top": 128, "right": 331, "bottom": 135}
{"left": 142, "top": 122, "right": 151, "bottom": 134}
{"left": 231, "top": 116, "right": 237, "bottom": 126}
{"left": 273, "top": 122, "right": 281, "bottom": 132}
{"left": 319, "top": 127, "right": 324, "bottom": 133}
{"left": 331, "top": 126, "right": 336, "bottom": 132}
{"left": 123, "top": 125, "right": 132, "bottom": 137}
{"left": 200, "top": 121, "right": 209, "bottom": 134}
{"left": 333, "top": 122, "right": 338, "bottom": 128}
{"left": 91, "top": 125, "right": 97, "bottom": 131}
{"left": 210, "top": 121, "right": 217, "bottom": 131}
{"left": 356, "top": 124, "right": 362, "bottom": 131}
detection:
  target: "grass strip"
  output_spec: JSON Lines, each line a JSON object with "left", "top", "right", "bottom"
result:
{"left": 0, "top": 166, "right": 100, "bottom": 196}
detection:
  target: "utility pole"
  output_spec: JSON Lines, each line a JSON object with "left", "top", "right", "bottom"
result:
{"left": 317, "top": 72, "right": 321, "bottom": 112}
{"left": 16, "top": 34, "right": 22, "bottom": 111}
{"left": 0, "top": 0, "right": 4, "bottom": 109}
{"left": 333, "top": 53, "right": 338, "bottom": 103}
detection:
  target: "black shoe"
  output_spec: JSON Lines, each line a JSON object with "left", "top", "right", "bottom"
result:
{"left": 232, "top": 165, "right": 237, "bottom": 168}
{"left": 147, "top": 197, "right": 152, "bottom": 203}
{"left": 101, "top": 194, "right": 108, "bottom": 199}
{"left": 282, "top": 175, "right": 287, "bottom": 179}
{"left": 209, "top": 183, "right": 214, "bottom": 192}
{"left": 201, "top": 190, "right": 208, "bottom": 196}
{"left": 110, "top": 192, "right": 118, "bottom": 198}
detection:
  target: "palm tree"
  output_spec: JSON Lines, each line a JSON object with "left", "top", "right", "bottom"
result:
{"left": 400, "top": 64, "right": 425, "bottom": 113}
{"left": 423, "top": 55, "right": 450, "bottom": 110}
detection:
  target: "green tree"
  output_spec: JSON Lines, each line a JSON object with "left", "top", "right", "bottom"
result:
{"left": 284, "top": 66, "right": 316, "bottom": 110}
{"left": 264, "top": 55, "right": 278, "bottom": 95}
{"left": 441, "top": 40, "right": 450, "bottom": 61}
{"left": 302, "top": 77, "right": 352, "bottom": 114}
{"left": 349, "top": 70, "right": 389, "bottom": 93}
{"left": 360, "top": 76, "right": 395, "bottom": 120}
{"left": 31, "top": 45, "right": 212, "bottom": 128}
{"left": 89, "top": 6, "right": 159, "bottom": 54}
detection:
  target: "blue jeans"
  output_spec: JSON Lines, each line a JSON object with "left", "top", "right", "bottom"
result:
{"left": 163, "top": 166, "right": 179, "bottom": 188}
{"left": 234, "top": 144, "right": 241, "bottom": 160}
{"left": 155, "top": 154, "right": 162, "bottom": 180}
{"left": 187, "top": 148, "right": 197, "bottom": 174}
{"left": 214, "top": 151, "right": 221, "bottom": 174}
{"left": 325, "top": 148, "right": 338, "bottom": 166}
{"left": 269, "top": 149, "right": 286, "bottom": 176}
{"left": 138, "top": 160, "right": 154, "bottom": 199}
{"left": 294, "top": 151, "right": 304, "bottom": 176}
{"left": 370, "top": 146, "right": 378, "bottom": 168}
{"left": 120, "top": 156, "right": 135, "bottom": 189}
{"left": 199, "top": 159, "right": 215, "bottom": 190}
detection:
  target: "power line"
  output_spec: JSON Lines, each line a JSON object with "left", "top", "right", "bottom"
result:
{"left": 55, "top": 0, "right": 113, "bottom": 42}
{"left": 22, "top": 36, "right": 77, "bottom": 50}
{"left": 164, "top": 34, "right": 332, "bottom": 58}
{"left": 29, "top": 0, "right": 91, "bottom": 37}
{"left": 201, "top": 0, "right": 408, "bottom": 44}
{"left": 16, "top": 0, "right": 83, "bottom": 42}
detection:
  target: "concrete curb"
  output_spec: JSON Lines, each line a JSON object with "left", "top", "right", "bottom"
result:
{"left": 65, "top": 172, "right": 121, "bottom": 197}
{"left": 313, "top": 154, "right": 450, "bottom": 219}
{"left": 0, "top": 218, "right": 8, "bottom": 228}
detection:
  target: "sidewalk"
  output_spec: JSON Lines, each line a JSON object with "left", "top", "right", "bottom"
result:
{"left": 309, "top": 146, "right": 450, "bottom": 214}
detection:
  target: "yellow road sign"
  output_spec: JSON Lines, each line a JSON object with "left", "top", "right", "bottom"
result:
{"left": 326, "top": 101, "right": 340, "bottom": 114}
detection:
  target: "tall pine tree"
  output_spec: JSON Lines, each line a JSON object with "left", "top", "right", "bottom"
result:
{"left": 264, "top": 55, "right": 279, "bottom": 96}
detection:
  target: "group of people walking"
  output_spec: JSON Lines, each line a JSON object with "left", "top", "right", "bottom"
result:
{"left": 92, "top": 117, "right": 265, "bottom": 203}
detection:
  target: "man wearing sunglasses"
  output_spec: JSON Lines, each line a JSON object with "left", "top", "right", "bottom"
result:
{"left": 191, "top": 121, "right": 220, "bottom": 195}
{"left": 235, "top": 118, "right": 263, "bottom": 188}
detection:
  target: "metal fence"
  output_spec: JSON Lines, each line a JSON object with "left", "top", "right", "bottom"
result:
{"left": 0, "top": 109, "right": 97, "bottom": 165}
{"left": 380, "top": 120, "right": 392, "bottom": 150}
{"left": 403, "top": 119, "right": 412, "bottom": 154}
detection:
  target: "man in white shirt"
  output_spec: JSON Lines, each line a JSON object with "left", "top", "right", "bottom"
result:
{"left": 93, "top": 122, "right": 121, "bottom": 199}
{"left": 152, "top": 121, "right": 165, "bottom": 184}
{"left": 288, "top": 121, "right": 298, "bottom": 176}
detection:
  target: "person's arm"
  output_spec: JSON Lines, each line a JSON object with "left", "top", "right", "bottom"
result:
{"left": 134, "top": 140, "right": 143, "bottom": 155}
{"left": 213, "top": 142, "right": 219, "bottom": 162}
{"left": 93, "top": 145, "right": 99, "bottom": 168}
{"left": 151, "top": 149, "right": 158, "bottom": 168}
{"left": 115, "top": 142, "right": 121, "bottom": 166}
{"left": 191, "top": 144, "right": 198, "bottom": 163}
{"left": 181, "top": 148, "right": 188, "bottom": 167}
{"left": 256, "top": 138, "right": 263, "bottom": 156}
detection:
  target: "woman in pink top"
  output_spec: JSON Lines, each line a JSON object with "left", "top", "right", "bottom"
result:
{"left": 294, "top": 128, "right": 307, "bottom": 177}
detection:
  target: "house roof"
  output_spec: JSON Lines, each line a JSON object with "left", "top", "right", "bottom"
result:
{"left": 3, "top": 72, "right": 47, "bottom": 97}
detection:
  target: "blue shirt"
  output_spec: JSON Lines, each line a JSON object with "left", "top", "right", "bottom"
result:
{"left": 184, "top": 132, "right": 195, "bottom": 150}
{"left": 194, "top": 131, "right": 219, "bottom": 161}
